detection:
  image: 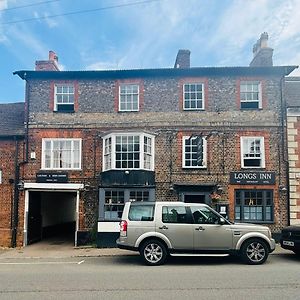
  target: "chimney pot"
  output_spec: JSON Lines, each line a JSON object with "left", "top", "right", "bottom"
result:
{"left": 35, "top": 50, "right": 60, "bottom": 71}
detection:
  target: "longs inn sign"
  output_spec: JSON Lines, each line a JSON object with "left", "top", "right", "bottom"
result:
{"left": 230, "top": 172, "right": 275, "bottom": 185}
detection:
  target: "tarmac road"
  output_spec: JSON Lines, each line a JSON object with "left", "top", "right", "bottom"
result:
{"left": 0, "top": 249, "right": 299, "bottom": 300}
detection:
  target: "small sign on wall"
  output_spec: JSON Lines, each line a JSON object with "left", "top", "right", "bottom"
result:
{"left": 230, "top": 171, "right": 275, "bottom": 185}
{"left": 36, "top": 172, "right": 68, "bottom": 183}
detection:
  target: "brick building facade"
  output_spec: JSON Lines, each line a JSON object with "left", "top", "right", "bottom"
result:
{"left": 2, "top": 33, "right": 296, "bottom": 248}
{"left": 0, "top": 103, "right": 25, "bottom": 247}
{"left": 285, "top": 77, "right": 300, "bottom": 225}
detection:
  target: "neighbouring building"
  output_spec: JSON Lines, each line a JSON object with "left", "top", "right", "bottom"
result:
{"left": 0, "top": 103, "right": 25, "bottom": 247}
{"left": 285, "top": 77, "right": 300, "bottom": 225}
{"left": 2, "top": 33, "right": 297, "bottom": 248}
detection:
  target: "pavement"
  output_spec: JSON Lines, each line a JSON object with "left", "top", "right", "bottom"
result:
{"left": 0, "top": 242, "right": 292, "bottom": 259}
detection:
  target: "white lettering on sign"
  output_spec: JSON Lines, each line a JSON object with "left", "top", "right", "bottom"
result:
{"left": 234, "top": 173, "right": 257, "bottom": 180}
{"left": 260, "top": 173, "right": 271, "bottom": 180}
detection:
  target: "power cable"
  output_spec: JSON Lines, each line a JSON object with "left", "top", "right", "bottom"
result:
{"left": 1, "top": 0, "right": 162, "bottom": 25}
{"left": 0, "top": 0, "right": 61, "bottom": 12}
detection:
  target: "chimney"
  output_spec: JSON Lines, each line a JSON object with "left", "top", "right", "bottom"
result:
{"left": 35, "top": 50, "right": 60, "bottom": 71}
{"left": 250, "top": 32, "right": 273, "bottom": 67}
{"left": 174, "top": 49, "right": 191, "bottom": 68}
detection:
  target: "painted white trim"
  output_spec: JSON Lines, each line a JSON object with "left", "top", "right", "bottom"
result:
{"left": 182, "top": 82, "right": 205, "bottom": 111}
{"left": 240, "top": 81, "right": 262, "bottom": 109}
{"left": 23, "top": 190, "right": 29, "bottom": 246}
{"left": 240, "top": 136, "right": 265, "bottom": 168}
{"left": 75, "top": 191, "right": 80, "bottom": 247}
{"left": 102, "top": 132, "right": 155, "bottom": 171}
{"left": 118, "top": 83, "right": 139, "bottom": 112}
{"left": 182, "top": 135, "right": 207, "bottom": 168}
{"left": 98, "top": 221, "right": 120, "bottom": 233}
{"left": 23, "top": 183, "right": 84, "bottom": 190}
{"left": 41, "top": 138, "right": 82, "bottom": 170}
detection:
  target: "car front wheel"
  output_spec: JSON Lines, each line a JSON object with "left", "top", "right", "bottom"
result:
{"left": 240, "top": 238, "right": 269, "bottom": 265}
{"left": 140, "top": 239, "right": 168, "bottom": 266}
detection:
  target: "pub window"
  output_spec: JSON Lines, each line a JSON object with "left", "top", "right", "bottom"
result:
{"left": 241, "top": 136, "right": 265, "bottom": 168}
{"left": 99, "top": 188, "right": 155, "bottom": 221}
{"left": 235, "top": 190, "right": 273, "bottom": 222}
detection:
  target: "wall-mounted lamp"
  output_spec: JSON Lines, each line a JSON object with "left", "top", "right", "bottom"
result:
{"left": 125, "top": 170, "right": 130, "bottom": 175}
{"left": 17, "top": 181, "right": 24, "bottom": 191}
{"left": 279, "top": 185, "right": 287, "bottom": 192}
{"left": 30, "top": 151, "right": 36, "bottom": 160}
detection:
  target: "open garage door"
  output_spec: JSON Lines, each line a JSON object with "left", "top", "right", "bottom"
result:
{"left": 27, "top": 191, "right": 77, "bottom": 245}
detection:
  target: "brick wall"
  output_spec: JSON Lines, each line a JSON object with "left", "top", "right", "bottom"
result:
{"left": 18, "top": 73, "right": 289, "bottom": 235}
{"left": 0, "top": 139, "right": 24, "bottom": 247}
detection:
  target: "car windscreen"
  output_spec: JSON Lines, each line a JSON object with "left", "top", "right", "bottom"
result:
{"left": 128, "top": 204, "right": 155, "bottom": 221}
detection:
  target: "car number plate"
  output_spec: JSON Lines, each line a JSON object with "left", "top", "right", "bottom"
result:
{"left": 283, "top": 241, "right": 294, "bottom": 246}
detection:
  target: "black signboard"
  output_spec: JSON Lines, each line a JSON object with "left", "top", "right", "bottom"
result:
{"left": 36, "top": 172, "right": 68, "bottom": 183}
{"left": 230, "top": 172, "right": 275, "bottom": 185}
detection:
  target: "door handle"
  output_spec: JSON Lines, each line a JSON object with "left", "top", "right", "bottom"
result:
{"left": 159, "top": 225, "right": 168, "bottom": 230}
{"left": 195, "top": 226, "right": 205, "bottom": 231}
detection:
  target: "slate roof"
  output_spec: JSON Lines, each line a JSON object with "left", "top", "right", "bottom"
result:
{"left": 14, "top": 65, "right": 297, "bottom": 80}
{"left": 285, "top": 77, "right": 300, "bottom": 107}
{"left": 0, "top": 102, "right": 25, "bottom": 137}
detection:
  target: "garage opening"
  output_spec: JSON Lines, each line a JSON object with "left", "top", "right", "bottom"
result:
{"left": 27, "top": 191, "right": 77, "bottom": 245}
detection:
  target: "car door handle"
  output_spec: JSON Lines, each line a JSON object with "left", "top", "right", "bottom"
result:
{"left": 195, "top": 226, "right": 205, "bottom": 231}
{"left": 159, "top": 226, "right": 168, "bottom": 230}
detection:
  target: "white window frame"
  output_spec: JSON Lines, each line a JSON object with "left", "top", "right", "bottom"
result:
{"left": 102, "top": 132, "right": 155, "bottom": 171}
{"left": 183, "top": 83, "right": 204, "bottom": 110}
{"left": 182, "top": 136, "right": 207, "bottom": 168}
{"left": 54, "top": 84, "right": 75, "bottom": 112}
{"left": 42, "top": 138, "right": 82, "bottom": 170}
{"left": 119, "top": 84, "right": 139, "bottom": 112}
{"left": 0, "top": 170, "right": 2, "bottom": 184}
{"left": 241, "top": 136, "right": 265, "bottom": 168}
{"left": 240, "top": 81, "right": 262, "bottom": 109}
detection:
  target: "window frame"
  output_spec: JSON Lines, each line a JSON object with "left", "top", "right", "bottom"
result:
{"left": 99, "top": 188, "right": 155, "bottom": 221}
{"left": 234, "top": 189, "right": 274, "bottom": 223}
{"left": 41, "top": 138, "right": 82, "bottom": 170}
{"left": 102, "top": 132, "right": 155, "bottom": 171}
{"left": 182, "top": 135, "right": 207, "bottom": 169}
{"left": 54, "top": 84, "right": 75, "bottom": 112}
{"left": 183, "top": 82, "right": 205, "bottom": 111}
{"left": 240, "top": 81, "right": 262, "bottom": 110}
{"left": 240, "top": 136, "right": 265, "bottom": 169}
{"left": 119, "top": 83, "right": 140, "bottom": 112}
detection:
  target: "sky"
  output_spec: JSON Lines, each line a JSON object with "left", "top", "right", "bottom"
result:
{"left": 0, "top": 0, "right": 300, "bottom": 103}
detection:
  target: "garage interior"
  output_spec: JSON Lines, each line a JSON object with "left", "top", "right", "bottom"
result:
{"left": 27, "top": 191, "right": 77, "bottom": 245}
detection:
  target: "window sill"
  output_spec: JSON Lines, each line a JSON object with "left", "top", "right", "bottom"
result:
{"left": 53, "top": 110, "right": 75, "bottom": 113}
{"left": 235, "top": 220, "right": 274, "bottom": 224}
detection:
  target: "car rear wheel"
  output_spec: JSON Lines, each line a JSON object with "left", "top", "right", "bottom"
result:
{"left": 140, "top": 239, "right": 168, "bottom": 266}
{"left": 240, "top": 238, "right": 269, "bottom": 265}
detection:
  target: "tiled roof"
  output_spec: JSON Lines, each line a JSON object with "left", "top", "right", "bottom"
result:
{"left": 0, "top": 102, "right": 25, "bottom": 137}
{"left": 285, "top": 77, "right": 300, "bottom": 107}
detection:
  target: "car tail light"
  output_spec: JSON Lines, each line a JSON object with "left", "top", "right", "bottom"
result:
{"left": 120, "top": 220, "right": 128, "bottom": 237}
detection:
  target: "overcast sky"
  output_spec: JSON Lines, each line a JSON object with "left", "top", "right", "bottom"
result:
{"left": 0, "top": 0, "right": 299, "bottom": 103}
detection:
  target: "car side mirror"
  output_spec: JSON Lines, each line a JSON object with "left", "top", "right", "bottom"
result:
{"left": 219, "top": 217, "right": 226, "bottom": 225}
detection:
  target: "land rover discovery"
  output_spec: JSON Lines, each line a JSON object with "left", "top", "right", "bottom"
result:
{"left": 116, "top": 201, "right": 275, "bottom": 265}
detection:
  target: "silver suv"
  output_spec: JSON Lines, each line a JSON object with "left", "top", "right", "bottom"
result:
{"left": 116, "top": 201, "right": 275, "bottom": 266}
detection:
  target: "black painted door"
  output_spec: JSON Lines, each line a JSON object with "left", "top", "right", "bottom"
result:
{"left": 28, "top": 192, "right": 42, "bottom": 244}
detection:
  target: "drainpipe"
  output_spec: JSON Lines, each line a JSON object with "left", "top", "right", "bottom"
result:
{"left": 11, "top": 138, "right": 20, "bottom": 248}
{"left": 280, "top": 76, "right": 290, "bottom": 226}
{"left": 11, "top": 75, "right": 30, "bottom": 247}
